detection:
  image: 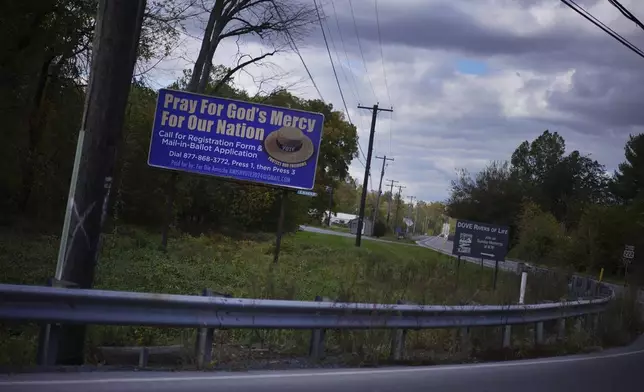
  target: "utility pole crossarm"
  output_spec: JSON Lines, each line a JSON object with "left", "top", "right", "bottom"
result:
{"left": 357, "top": 105, "right": 394, "bottom": 113}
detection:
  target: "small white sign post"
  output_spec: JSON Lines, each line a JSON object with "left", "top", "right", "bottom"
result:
{"left": 623, "top": 245, "right": 635, "bottom": 283}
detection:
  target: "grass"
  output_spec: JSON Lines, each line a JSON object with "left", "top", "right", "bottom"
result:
{"left": 0, "top": 225, "right": 633, "bottom": 368}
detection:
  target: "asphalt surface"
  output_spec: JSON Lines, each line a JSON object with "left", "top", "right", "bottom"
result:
{"left": 418, "top": 236, "right": 644, "bottom": 303}
{"left": 299, "top": 225, "right": 415, "bottom": 245}
{"left": 2, "top": 343, "right": 643, "bottom": 392}
{"left": 417, "top": 236, "right": 520, "bottom": 273}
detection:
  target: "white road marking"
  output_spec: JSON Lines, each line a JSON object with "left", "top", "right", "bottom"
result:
{"left": 1, "top": 348, "right": 643, "bottom": 386}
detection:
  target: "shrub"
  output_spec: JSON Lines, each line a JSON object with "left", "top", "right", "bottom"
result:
{"left": 514, "top": 202, "right": 567, "bottom": 266}
{"left": 372, "top": 220, "right": 387, "bottom": 238}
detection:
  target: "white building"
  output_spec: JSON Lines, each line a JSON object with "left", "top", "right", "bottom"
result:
{"left": 322, "top": 211, "right": 357, "bottom": 225}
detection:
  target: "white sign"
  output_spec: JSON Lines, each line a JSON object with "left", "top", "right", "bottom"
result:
{"left": 297, "top": 190, "right": 318, "bottom": 197}
{"left": 623, "top": 245, "right": 635, "bottom": 264}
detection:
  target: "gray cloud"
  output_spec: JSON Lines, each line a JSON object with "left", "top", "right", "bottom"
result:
{"left": 151, "top": 0, "right": 644, "bottom": 201}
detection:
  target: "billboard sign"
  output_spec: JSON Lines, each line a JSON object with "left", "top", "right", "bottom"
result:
{"left": 452, "top": 219, "right": 510, "bottom": 261}
{"left": 148, "top": 89, "right": 325, "bottom": 190}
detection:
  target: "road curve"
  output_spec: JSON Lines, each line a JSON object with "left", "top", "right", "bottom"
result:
{"left": 1, "top": 344, "right": 643, "bottom": 392}
{"left": 298, "top": 225, "right": 416, "bottom": 245}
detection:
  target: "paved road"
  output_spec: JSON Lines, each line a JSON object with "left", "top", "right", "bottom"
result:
{"left": 417, "top": 236, "right": 520, "bottom": 273}
{"left": 299, "top": 225, "right": 415, "bottom": 245}
{"left": 418, "top": 236, "right": 644, "bottom": 303}
{"left": 2, "top": 343, "right": 643, "bottom": 392}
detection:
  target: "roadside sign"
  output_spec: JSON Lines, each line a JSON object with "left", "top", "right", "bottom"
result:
{"left": 148, "top": 89, "right": 325, "bottom": 190}
{"left": 623, "top": 245, "right": 635, "bottom": 265}
{"left": 451, "top": 219, "right": 510, "bottom": 261}
{"left": 296, "top": 190, "right": 317, "bottom": 197}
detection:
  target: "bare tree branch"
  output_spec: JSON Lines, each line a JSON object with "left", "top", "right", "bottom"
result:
{"left": 212, "top": 50, "right": 277, "bottom": 91}
{"left": 189, "top": 0, "right": 316, "bottom": 93}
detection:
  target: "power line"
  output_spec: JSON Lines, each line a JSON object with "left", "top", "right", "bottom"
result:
{"left": 313, "top": 0, "right": 368, "bottom": 168}
{"left": 608, "top": 0, "right": 644, "bottom": 32}
{"left": 330, "top": 0, "right": 363, "bottom": 104}
{"left": 348, "top": 0, "right": 378, "bottom": 101}
{"left": 374, "top": 0, "right": 394, "bottom": 155}
{"left": 318, "top": 2, "right": 358, "bottom": 104}
{"left": 560, "top": 0, "right": 644, "bottom": 60}
{"left": 374, "top": 0, "right": 391, "bottom": 106}
{"left": 313, "top": 0, "right": 352, "bottom": 124}
{"left": 273, "top": 3, "right": 325, "bottom": 100}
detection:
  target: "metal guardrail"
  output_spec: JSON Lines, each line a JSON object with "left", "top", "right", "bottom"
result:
{"left": 0, "top": 282, "right": 614, "bottom": 365}
{"left": 0, "top": 283, "right": 613, "bottom": 329}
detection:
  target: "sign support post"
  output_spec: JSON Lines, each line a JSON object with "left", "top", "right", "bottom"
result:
{"left": 273, "top": 190, "right": 288, "bottom": 264}
{"left": 326, "top": 186, "right": 333, "bottom": 226}
{"left": 451, "top": 220, "right": 510, "bottom": 292}
{"left": 622, "top": 245, "right": 635, "bottom": 285}
{"left": 455, "top": 255, "right": 461, "bottom": 289}
{"left": 493, "top": 260, "right": 499, "bottom": 290}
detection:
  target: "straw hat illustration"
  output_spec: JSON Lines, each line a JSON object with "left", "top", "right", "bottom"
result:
{"left": 264, "top": 126, "right": 314, "bottom": 164}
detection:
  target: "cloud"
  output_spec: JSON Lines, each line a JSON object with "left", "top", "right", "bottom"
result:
{"left": 148, "top": 0, "right": 644, "bottom": 203}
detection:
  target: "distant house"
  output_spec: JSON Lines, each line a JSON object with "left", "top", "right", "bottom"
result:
{"left": 322, "top": 211, "right": 357, "bottom": 225}
{"left": 348, "top": 217, "right": 373, "bottom": 236}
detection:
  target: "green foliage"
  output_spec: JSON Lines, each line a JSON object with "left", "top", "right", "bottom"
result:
{"left": 3, "top": 66, "right": 358, "bottom": 235}
{"left": 513, "top": 202, "right": 568, "bottom": 266}
{"left": 565, "top": 205, "right": 633, "bottom": 275}
{"left": 447, "top": 161, "right": 523, "bottom": 243}
{"left": 0, "top": 226, "right": 536, "bottom": 366}
{"left": 611, "top": 133, "right": 644, "bottom": 203}
{"left": 372, "top": 220, "right": 387, "bottom": 238}
{"left": 445, "top": 130, "right": 644, "bottom": 281}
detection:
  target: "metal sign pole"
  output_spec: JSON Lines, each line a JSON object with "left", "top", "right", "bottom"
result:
{"left": 493, "top": 260, "right": 499, "bottom": 290}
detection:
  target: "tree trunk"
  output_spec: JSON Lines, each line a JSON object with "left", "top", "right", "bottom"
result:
{"left": 19, "top": 57, "right": 53, "bottom": 212}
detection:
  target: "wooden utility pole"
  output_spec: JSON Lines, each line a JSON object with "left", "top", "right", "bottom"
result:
{"left": 393, "top": 184, "right": 405, "bottom": 231}
{"left": 371, "top": 156, "right": 394, "bottom": 224}
{"left": 355, "top": 104, "right": 393, "bottom": 247}
{"left": 385, "top": 179, "right": 398, "bottom": 225}
{"left": 325, "top": 186, "right": 334, "bottom": 226}
{"left": 52, "top": 0, "right": 146, "bottom": 365}
{"left": 407, "top": 196, "right": 415, "bottom": 235}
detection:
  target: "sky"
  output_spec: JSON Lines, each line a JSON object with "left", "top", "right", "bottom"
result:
{"left": 148, "top": 0, "right": 644, "bottom": 203}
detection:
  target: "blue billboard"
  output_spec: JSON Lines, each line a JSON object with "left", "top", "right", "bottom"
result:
{"left": 148, "top": 89, "right": 325, "bottom": 190}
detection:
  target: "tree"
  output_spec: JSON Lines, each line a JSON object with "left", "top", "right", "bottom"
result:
{"left": 510, "top": 130, "right": 609, "bottom": 226}
{"left": 187, "top": 0, "right": 316, "bottom": 92}
{"left": 511, "top": 130, "right": 566, "bottom": 186}
{"left": 513, "top": 201, "right": 568, "bottom": 267}
{"left": 447, "top": 161, "right": 523, "bottom": 237}
{"left": 0, "top": 0, "right": 189, "bottom": 219}
{"left": 333, "top": 177, "right": 360, "bottom": 214}
{"left": 161, "top": 0, "right": 318, "bottom": 247}
{"left": 611, "top": 133, "right": 644, "bottom": 203}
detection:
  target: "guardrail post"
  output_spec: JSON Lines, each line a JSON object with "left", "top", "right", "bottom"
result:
{"left": 309, "top": 296, "right": 329, "bottom": 360}
{"left": 534, "top": 322, "right": 544, "bottom": 346}
{"left": 460, "top": 327, "right": 470, "bottom": 353}
{"left": 36, "top": 278, "right": 78, "bottom": 366}
{"left": 503, "top": 325, "right": 512, "bottom": 348}
{"left": 195, "top": 288, "right": 231, "bottom": 369}
{"left": 557, "top": 318, "right": 566, "bottom": 341}
{"left": 574, "top": 317, "right": 583, "bottom": 333}
{"left": 390, "top": 300, "right": 411, "bottom": 361}
{"left": 590, "top": 313, "right": 599, "bottom": 335}
{"left": 139, "top": 347, "right": 150, "bottom": 368}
